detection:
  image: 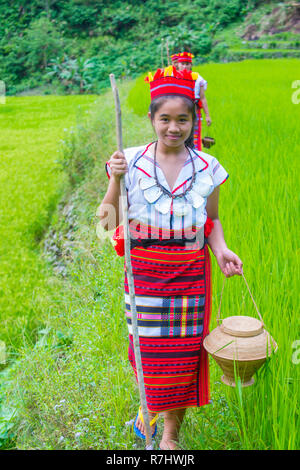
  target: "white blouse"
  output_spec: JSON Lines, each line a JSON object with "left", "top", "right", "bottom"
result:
{"left": 194, "top": 74, "right": 207, "bottom": 99}
{"left": 105, "top": 143, "right": 228, "bottom": 239}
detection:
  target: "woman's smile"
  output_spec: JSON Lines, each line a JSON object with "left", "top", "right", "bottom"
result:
{"left": 166, "top": 134, "right": 181, "bottom": 140}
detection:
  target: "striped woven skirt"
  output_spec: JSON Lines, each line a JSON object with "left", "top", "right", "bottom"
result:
{"left": 126, "top": 243, "right": 212, "bottom": 413}
{"left": 194, "top": 107, "right": 202, "bottom": 151}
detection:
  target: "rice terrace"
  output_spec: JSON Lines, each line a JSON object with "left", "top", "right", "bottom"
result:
{"left": 0, "top": 0, "right": 299, "bottom": 453}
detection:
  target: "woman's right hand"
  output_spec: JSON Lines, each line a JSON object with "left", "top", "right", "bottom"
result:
{"left": 108, "top": 151, "right": 128, "bottom": 182}
{"left": 214, "top": 247, "right": 243, "bottom": 278}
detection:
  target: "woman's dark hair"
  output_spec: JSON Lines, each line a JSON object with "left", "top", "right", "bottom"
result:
{"left": 149, "top": 95, "right": 196, "bottom": 148}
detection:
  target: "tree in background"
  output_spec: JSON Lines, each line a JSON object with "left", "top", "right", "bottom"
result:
{"left": 24, "top": 15, "right": 63, "bottom": 71}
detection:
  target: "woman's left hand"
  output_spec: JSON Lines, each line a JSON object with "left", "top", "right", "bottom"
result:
{"left": 214, "top": 248, "right": 243, "bottom": 278}
{"left": 206, "top": 116, "right": 212, "bottom": 126}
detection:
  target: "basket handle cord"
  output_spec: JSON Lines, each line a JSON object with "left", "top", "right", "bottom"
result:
{"left": 216, "top": 271, "right": 264, "bottom": 326}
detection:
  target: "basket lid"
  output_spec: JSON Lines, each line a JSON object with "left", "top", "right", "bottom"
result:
{"left": 220, "top": 316, "right": 264, "bottom": 337}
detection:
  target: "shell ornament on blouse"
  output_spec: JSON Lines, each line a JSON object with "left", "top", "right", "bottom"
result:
{"left": 140, "top": 171, "right": 214, "bottom": 218}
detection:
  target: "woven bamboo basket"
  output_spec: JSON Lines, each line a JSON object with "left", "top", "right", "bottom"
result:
{"left": 202, "top": 136, "right": 215, "bottom": 148}
{"left": 203, "top": 273, "right": 278, "bottom": 387}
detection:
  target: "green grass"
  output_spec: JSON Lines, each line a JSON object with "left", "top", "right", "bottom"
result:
{"left": 239, "top": 41, "right": 300, "bottom": 49}
{"left": 0, "top": 95, "right": 97, "bottom": 352}
{"left": 228, "top": 49, "right": 300, "bottom": 59}
{"left": 1, "top": 59, "right": 299, "bottom": 450}
{"left": 232, "top": 48, "right": 299, "bottom": 53}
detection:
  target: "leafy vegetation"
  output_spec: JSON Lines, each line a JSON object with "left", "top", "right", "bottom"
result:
{"left": 1, "top": 0, "right": 298, "bottom": 95}
{"left": 46, "top": 55, "right": 95, "bottom": 93}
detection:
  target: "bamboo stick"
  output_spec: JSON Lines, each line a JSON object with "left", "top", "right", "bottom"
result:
{"left": 166, "top": 39, "right": 170, "bottom": 66}
{"left": 109, "top": 74, "right": 154, "bottom": 450}
{"left": 161, "top": 41, "right": 165, "bottom": 69}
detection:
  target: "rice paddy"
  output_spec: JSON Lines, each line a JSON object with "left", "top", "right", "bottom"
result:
{"left": 0, "top": 95, "right": 97, "bottom": 350}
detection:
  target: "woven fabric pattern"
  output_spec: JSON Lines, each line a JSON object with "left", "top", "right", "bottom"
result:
{"left": 125, "top": 293, "right": 205, "bottom": 337}
{"left": 124, "top": 244, "right": 206, "bottom": 297}
{"left": 194, "top": 107, "right": 202, "bottom": 151}
{"left": 127, "top": 245, "right": 212, "bottom": 412}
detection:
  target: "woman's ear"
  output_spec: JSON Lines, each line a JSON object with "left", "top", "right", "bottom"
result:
{"left": 147, "top": 111, "right": 151, "bottom": 120}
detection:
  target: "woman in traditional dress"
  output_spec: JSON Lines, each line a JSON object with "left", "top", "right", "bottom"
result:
{"left": 98, "top": 68, "right": 242, "bottom": 450}
{"left": 177, "top": 52, "right": 211, "bottom": 150}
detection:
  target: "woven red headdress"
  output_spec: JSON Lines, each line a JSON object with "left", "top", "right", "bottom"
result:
{"left": 144, "top": 66, "right": 197, "bottom": 102}
{"left": 177, "top": 52, "right": 194, "bottom": 63}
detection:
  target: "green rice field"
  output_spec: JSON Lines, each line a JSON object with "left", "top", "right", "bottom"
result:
{"left": 0, "top": 95, "right": 97, "bottom": 350}
{"left": 0, "top": 59, "right": 299, "bottom": 450}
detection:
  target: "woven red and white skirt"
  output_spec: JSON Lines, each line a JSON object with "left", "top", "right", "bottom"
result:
{"left": 194, "top": 106, "right": 202, "bottom": 151}
{"left": 125, "top": 242, "right": 212, "bottom": 413}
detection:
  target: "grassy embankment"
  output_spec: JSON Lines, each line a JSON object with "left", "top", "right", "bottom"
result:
{"left": 1, "top": 59, "right": 299, "bottom": 450}
{"left": 212, "top": 2, "right": 300, "bottom": 61}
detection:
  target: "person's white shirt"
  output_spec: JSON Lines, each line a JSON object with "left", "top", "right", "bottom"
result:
{"left": 194, "top": 74, "right": 207, "bottom": 99}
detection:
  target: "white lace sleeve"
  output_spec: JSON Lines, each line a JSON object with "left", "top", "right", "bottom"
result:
{"left": 194, "top": 75, "right": 208, "bottom": 99}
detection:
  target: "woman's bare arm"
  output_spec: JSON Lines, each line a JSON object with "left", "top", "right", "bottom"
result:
{"left": 96, "top": 151, "right": 128, "bottom": 231}
{"left": 200, "top": 86, "right": 212, "bottom": 126}
{"left": 206, "top": 186, "right": 227, "bottom": 255}
{"left": 206, "top": 186, "right": 243, "bottom": 277}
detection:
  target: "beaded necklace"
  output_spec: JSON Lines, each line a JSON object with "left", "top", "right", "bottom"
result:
{"left": 153, "top": 141, "right": 196, "bottom": 199}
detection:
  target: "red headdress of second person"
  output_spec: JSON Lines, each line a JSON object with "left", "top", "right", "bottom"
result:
{"left": 144, "top": 65, "right": 197, "bottom": 102}
{"left": 177, "top": 51, "right": 194, "bottom": 63}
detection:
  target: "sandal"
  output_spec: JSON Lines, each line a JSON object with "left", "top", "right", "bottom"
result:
{"left": 133, "top": 406, "right": 158, "bottom": 439}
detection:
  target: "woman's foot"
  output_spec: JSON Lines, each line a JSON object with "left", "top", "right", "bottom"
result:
{"left": 134, "top": 410, "right": 158, "bottom": 437}
{"left": 159, "top": 408, "right": 186, "bottom": 450}
{"left": 159, "top": 438, "right": 180, "bottom": 450}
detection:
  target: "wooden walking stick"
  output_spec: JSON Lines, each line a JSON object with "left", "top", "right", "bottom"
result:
{"left": 109, "top": 74, "right": 154, "bottom": 450}
{"left": 161, "top": 40, "right": 165, "bottom": 69}
{"left": 166, "top": 39, "right": 170, "bottom": 66}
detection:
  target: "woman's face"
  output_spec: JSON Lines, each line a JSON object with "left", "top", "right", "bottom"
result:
{"left": 177, "top": 61, "right": 192, "bottom": 71}
{"left": 149, "top": 97, "right": 193, "bottom": 149}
